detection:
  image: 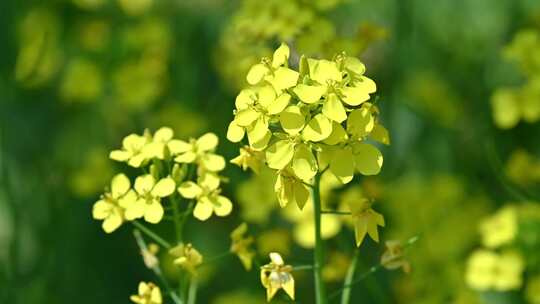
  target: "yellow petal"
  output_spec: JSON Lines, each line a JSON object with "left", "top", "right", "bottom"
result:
{"left": 302, "top": 114, "right": 333, "bottom": 142}
{"left": 249, "top": 130, "right": 272, "bottom": 151}
{"left": 174, "top": 151, "right": 196, "bottom": 163}
{"left": 354, "top": 219, "right": 368, "bottom": 247}
{"left": 196, "top": 133, "right": 219, "bottom": 151}
{"left": 268, "top": 67, "right": 299, "bottom": 91}
{"left": 257, "top": 85, "right": 276, "bottom": 108}
{"left": 143, "top": 142, "right": 166, "bottom": 159}
{"left": 235, "top": 88, "right": 256, "bottom": 110}
{"left": 370, "top": 123, "right": 390, "bottom": 145}
{"left": 92, "top": 200, "right": 111, "bottom": 220}
{"left": 214, "top": 195, "right": 233, "bottom": 217}
{"left": 151, "top": 177, "right": 176, "bottom": 197}
{"left": 491, "top": 88, "right": 520, "bottom": 129}
{"left": 109, "top": 150, "right": 131, "bottom": 162}
{"left": 150, "top": 286, "right": 162, "bottom": 303}
{"left": 323, "top": 122, "right": 348, "bottom": 145}
{"left": 308, "top": 58, "right": 341, "bottom": 84}
{"left": 292, "top": 144, "right": 318, "bottom": 181}
{"left": 124, "top": 199, "right": 146, "bottom": 220}
{"left": 269, "top": 252, "right": 284, "bottom": 265}
{"left": 153, "top": 127, "right": 173, "bottom": 142}
{"left": 201, "top": 153, "right": 226, "bottom": 172}
{"left": 344, "top": 57, "right": 365, "bottom": 75}
{"left": 330, "top": 147, "right": 354, "bottom": 184}
{"left": 123, "top": 134, "right": 147, "bottom": 151}
{"left": 280, "top": 105, "right": 305, "bottom": 135}
{"left": 178, "top": 182, "right": 202, "bottom": 199}
{"left": 353, "top": 143, "right": 383, "bottom": 175}
{"left": 282, "top": 274, "right": 295, "bottom": 300}
{"left": 266, "top": 93, "right": 291, "bottom": 115}
{"left": 246, "top": 63, "right": 269, "bottom": 85}
{"left": 293, "top": 84, "right": 325, "bottom": 104}
{"left": 293, "top": 180, "right": 309, "bottom": 210}
{"left": 347, "top": 107, "right": 374, "bottom": 138}
{"left": 200, "top": 173, "right": 221, "bottom": 191}
{"left": 247, "top": 118, "right": 269, "bottom": 144}
{"left": 103, "top": 213, "right": 123, "bottom": 233}
{"left": 322, "top": 93, "right": 347, "bottom": 122}
{"left": 167, "top": 139, "right": 191, "bottom": 154}
{"left": 134, "top": 174, "right": 156, "bottom": 194}
{"left": 144, "top": 201, "right": 164, "bottom": 224}
{"left": 340, "top": 86, "right": 370, "bottom": 106}
{"left": 265, "top": 140, "right": 295, "bottom": 170}
{"left": 272, "top": 43, "right": 290, "bottom": 68}
{"left": 226, "top": 121, "right": 245, "bottom": 143}
{"left": 111, "top": 173, "right": 130, "bottom": 198}
{"left": 193, "top": 200, "right": 213, "bottom": 221}
{"left": 234, "top": 108, "right": 260, "bottom": 127}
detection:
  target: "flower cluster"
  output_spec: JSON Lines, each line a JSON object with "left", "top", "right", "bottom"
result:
{"left": 92, "top": 127, "right": 232, "bottom": 233}
{"left": 230, "top": 223, "right": 256, "bottom": 271}
{"left": 491, "top": 28, "right": 540, "bottom": 129}
{"left": 228, "top": 43, "right": 389, "bottom": 210}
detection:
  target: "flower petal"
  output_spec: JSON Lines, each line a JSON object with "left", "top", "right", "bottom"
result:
{"left": 153, "top": 127, "right": 174, "bottom": 142}
{"left": 151, "top": 177, "right": 176, "bottom": 197}
{"left": 292, "top": 144, "right": 318, "bottom": 181}
{"left": 201, "top": 153, "right": 226, "bottom": 172}
{"left": 308, "top": 58, "right": 341, "bottom": 84}
{"left": 214, "top": 196, "right": 233, "bottom": 217}
{"left": 246, "top": 63, "right": 269, "bottom": 85}
{"left": 347, "top": 107, "right": 374, "bottom": 138}
{"left": 268, "top": 67, "right": 299, "bottom": 91}
{"left": 330, "top": 147, "right": 354, "bottom": 184}
{"left": 226, "top": 121, "right": 245, "bottom": 143}
{"left": 178, "top": 182, "right": 203, "bottom": 199}
{"left": 272, "top": 43, "right": 290, "bottom": 68}
{"left": 144, "top": 201, "right": 164, "bottom": 224}
{"left": 196, "top": 133, "right": 219, "bottom": 151}
{"left": 302, "top": 114, "right": 333, "bottom": 142}
{"left": 111, "top": 173, "right": 130, "bottom": 198}
{"left": 265, "top": 140, "right": 295, "bottom": 170}
{"left": 102, "top": 213, "right": 123, "bottom": 233}
{"left": 134, "top": 174, "right": 156, "bottom": 195}
{"left": 293, "top": 84, "right": 325, "bottom": 104}
{"left": 266, "top": 93, "right": 291, "bottom": 115}
{"left": 322, "top": 93, "right": 347, "bottom": 123}
{"left": 280, "top": 105, "right": 305, "bottom": 135}
{"left": 92, "top": 200, "right": 111, "bottom": 220}
{"left": 353, "top": 143, "right": 383, "bottom": 175}
{"left": 193, "top": 200, "right": 213, "bottom": 221}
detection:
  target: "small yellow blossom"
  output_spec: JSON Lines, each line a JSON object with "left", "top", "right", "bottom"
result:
{"left": 143, "top": 127, "right": 190, "bottom": 160}
{"left": 479, "top": 206, "right": 517, "bottom": 249}
{"left": 380, "top": 240, "right": 411, "bottom": 273}
{"left": 178, "top": 173, "right": 233, "bottom": 221}
{"left": 348, "top": 197, "right": 385, "bottom": 247}
{"left": 110, "top": 132, "right": 152, "bottom": 168}
{"left": 260, "top": 252, "right": 294, "bottom": 302}
{"left": 230, "top": 146, "right": 266, "bottom": 174}
{"left": 169, "top": 243, "right": 203, "bottom": 275}
{"left": 130, "top": 281, "right": 162, "bottom": 304}
{"left": 92, "top": 173, "right": 136, "bottom": 233}
{"left": 141, "top": 243, "right": 160, "bottom": 269}
{"left": 274, "top": 170, "right": 310, "bottom": 210}
{"left": 465, "top": 249, "right": 524, "bottom": 291}
{"left": 174, "top": 133, "right": 226, "bottom": 172}
{"left": 122, "top": 174, "right": 175, "bottom": 224}
{"left": 230, "top": 223, "right": 256, "bottom": 271}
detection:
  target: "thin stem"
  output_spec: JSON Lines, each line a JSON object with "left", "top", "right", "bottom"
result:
{"left": 321, "top": 210, "right": 351, "bottom": 215}
{"left": 292, "top": 265, "right": 314, "bottom": 271}
{"left": 187, "top": 278, "right": 198, "bottom": 304}
{"left": 171, "top": 195, "right": 183, "bottom": 242}
{"left": 133, "top": 230, "right": 183, "bottom": 304}
{"left": 312, "top": 174, "right": 327, "bottom": 304}
{"left": 203, "top": 251, "right": 232, "bottom": 265}
{"left": 340, "top": 251, "right": 359, "bottom": 304}
{"left": 132, "top": 221, "right": 171, "bottom": 249}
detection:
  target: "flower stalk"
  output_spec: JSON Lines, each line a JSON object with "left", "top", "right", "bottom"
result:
{"left": 312, "top": 173, "right": 327, "bottom": 304}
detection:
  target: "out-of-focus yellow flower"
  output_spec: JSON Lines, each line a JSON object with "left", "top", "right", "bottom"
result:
{"left": 348, "top": 197, "right": 385, "bottom": 247}
{"left": 60, "top": 58, "right": 103, "bottom": 102}
{"left": 72, "top": 0, "right": 106, "bottom": 10}
{"left": 110, "top": 132, "right": 152, "bottom": 167}
{"left": 230, "top": 223, "right": 256, "bottom": 271}
{"left": 257, "top": 229, "right": 291, "bottom": 257}
{"left": 118, "top": 0, "right": 153, "bottom": 16}
{"left": 122, "top": 174, "right": 175, "bottom": 224}
{"left": 479, "top": 206, "right": 517, "bottom": 249}
{"left": 505, "top": 148, "right": 540, "bottom": 186}
{"left": 274, "top": 170, "right": 310, "bottom": 210}
{"left": 465, "top": 250, "right": 524, "bottom": 291}
{"left": 260, "top": 252, "right": 294, "bottom": 302}
{"left": 236, "top": 168, "right": 277, "bottom": 223}
{"left": 92, "top": 173, "right": 136, "bottom": 233}
{"left": 169, "top": 243, "right": 203, "bottom": 275}
{"left": 381, "top": 240, "right": 411, "bottom": 273}
{"left": 15, "top": 8, "right": 62, "bottom": 88}
{"left": 322, "top": 251, "right": 351, "bottom": 282}
{"left": 130, "top": 281, "right": 162, "bottom": 304}
{"left": 141, "top": 243, "right": 160, "bottom": 269}
{"left": 231, "top": 146, "right": 266, "bottom": 174}
{"left": 526, "top": 275, "right": 540, "bottom": 304}
{"left": 178, "top": 173, "right": 232, "bottom": 221}
{"left": 174, "top": 133, "right": 226, "bottom": 173}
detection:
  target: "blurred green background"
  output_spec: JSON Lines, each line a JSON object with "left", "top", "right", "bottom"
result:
{"left": 1, "top": 0, "right": 540, "bottom": 303}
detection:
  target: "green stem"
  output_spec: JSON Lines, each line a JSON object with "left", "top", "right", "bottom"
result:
{"left": 340, "top": 252, "right": 359, "bottom": 304}
{"left": 132, "top": 221, "right": 171, "bottom": 249}
{"left": 187, "top": 278, "right": 198, "bottom": 304}
{"left": 312, "top": 174, "right": 327, "bottom": 304}
{"left": 171, "top": 195, "right": 183, "bottom": 242}
{"left": 321, "top": 210, "right": 351, "bottom": 215}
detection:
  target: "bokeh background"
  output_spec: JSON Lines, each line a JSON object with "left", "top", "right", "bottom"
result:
{"left": 1, "top": 0, "right": 540, "bottom": 303}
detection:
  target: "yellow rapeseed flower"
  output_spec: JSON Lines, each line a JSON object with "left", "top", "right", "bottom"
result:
{"left": 479, "top": 206, "right": 517, "bottom": 249}
{"left": 110, "top": 132, "right": 152, "bottom": 168}
{"left": 260, "top": 252, "right": 294, "bottom": 302}
{"left": 121, "top": 174, "right": 175, "bottom": 224}
{"left": 130, "top": 281, "right": 162, "bottom": 304}
{"left": 380, "top": 240, "right": 411, "bottom": 273}
{"left": 92, "top": 173, "right": 136, "bottom": 233}
{"left": 178, "top": 173, "right": 233, "bottom": 221}
{"left": 348, "top": 197, "right": 385, "bottom": 247}
{"left": 230, "top": 223, "right": 256, "bottom": 271}
{"left": 174, "top": 133, "right": 226, "bottom": 172}
{"left": 169, "top": 243, "right": 203, "bottom": 275}
{"left": 465, "top": 249, "right": 524, "bottom": 291}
